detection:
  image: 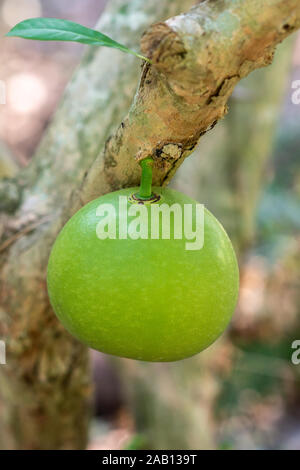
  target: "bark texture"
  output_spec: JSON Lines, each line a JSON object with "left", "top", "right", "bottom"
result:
{"left": 0, "top": 0, "right": 300, "bottom": 449}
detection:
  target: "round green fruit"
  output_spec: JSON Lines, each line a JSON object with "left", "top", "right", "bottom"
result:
{"left": 47, "top": 187, "right": 239, "bottom": 362}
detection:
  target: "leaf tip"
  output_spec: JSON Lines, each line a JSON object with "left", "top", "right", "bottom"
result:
{"left": 5, "top": 25, "right": 19, "bottom": 37}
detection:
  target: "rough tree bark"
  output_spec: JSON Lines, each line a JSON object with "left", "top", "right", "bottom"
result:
{"left": 0, "top": 0, "right": 300, "bottom": 450}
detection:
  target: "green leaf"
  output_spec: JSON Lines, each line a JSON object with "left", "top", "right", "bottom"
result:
{"left": 6, "top": 18, "right": 151, "bottom": 62}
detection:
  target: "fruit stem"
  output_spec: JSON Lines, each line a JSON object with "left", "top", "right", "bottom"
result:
{"left": 136, "top": 157, "right": 154, "bottom": 200}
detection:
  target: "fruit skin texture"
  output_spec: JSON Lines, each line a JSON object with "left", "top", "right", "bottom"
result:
{"left": 47, "top": 187, "right": 239, "bottom": 362}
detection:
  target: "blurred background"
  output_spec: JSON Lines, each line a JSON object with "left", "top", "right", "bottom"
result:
{"left": 0, "top": 0, "right": 299, "bottom": 450}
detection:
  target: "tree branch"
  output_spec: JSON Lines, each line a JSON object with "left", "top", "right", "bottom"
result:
{"left": 77, "top": 0, "right": 300, "bottom": 208}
